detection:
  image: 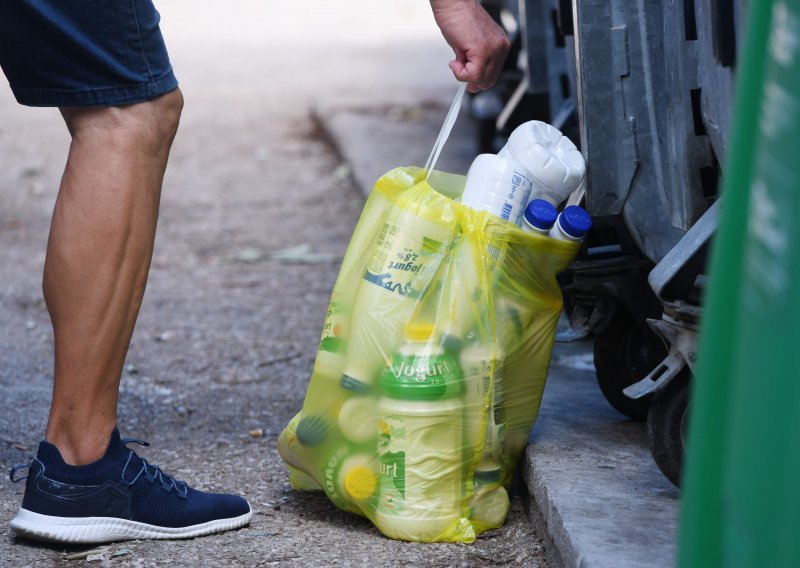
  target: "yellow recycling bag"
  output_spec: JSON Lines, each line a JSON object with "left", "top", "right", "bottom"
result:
{"left": 278, "top": 165, "right": 578, "bottom": 543}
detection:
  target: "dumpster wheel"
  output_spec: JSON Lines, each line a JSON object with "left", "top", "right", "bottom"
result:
{"left": 647, "top": 368, "right": 691, "bottom": 487}
{"left": 593, "top": 308, "right": 667, "bottom": 421}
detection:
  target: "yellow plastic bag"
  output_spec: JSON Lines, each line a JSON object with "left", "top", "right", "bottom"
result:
{"left": 278, "top": 165, "right": 578, "bottom": 543}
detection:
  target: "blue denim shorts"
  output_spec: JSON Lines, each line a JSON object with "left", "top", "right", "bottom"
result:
{"left": 0, "top": 0, "right": 178, "bottom": 107}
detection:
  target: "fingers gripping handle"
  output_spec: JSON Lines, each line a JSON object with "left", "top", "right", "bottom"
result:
{"left": 424, "top": 82, "right": 468, "bottom": 180}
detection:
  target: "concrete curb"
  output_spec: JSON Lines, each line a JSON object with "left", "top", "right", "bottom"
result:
{"left": 311, "top": 97, "right": 476, "bottom": 196}
{"left": 526, "top": 341, "right": 680, "bottom": 567}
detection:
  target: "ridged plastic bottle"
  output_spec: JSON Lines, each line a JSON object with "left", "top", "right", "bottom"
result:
{"left": 498, "top": 120, "right": 586, "bottom": 206}
{"left": 460, "top": 154, "right": 533, "bottom": 225}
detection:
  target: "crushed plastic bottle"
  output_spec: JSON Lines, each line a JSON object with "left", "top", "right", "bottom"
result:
{"left": 499, "top": 121, "right": 585, "bottom": 206}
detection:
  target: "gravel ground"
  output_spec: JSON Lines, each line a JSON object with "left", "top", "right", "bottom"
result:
{"left": 0, "top": 2, "right": 548, "bottom": 566}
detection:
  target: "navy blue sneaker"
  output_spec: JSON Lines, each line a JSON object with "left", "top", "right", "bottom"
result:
{"left": 9, "top": 428, "right": 252, "bottom": 543}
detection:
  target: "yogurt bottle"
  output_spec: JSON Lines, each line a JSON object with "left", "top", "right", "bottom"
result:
{"left": 374, "top": 324, "right": 465, "bottom": 541}
{"left": 340, "top": 206, "right": 453, "bottom": 394}
{"left": 499, "top": 121, "right": 586, "bottom": 206}
{"left": 322, "top": 445, "right": 379, "bottom": 515}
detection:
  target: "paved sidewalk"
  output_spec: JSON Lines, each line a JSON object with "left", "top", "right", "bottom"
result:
{"left": 314, "top": 96, "right": 681, "bottom": 568}
{"left": 313, "top": 96, "right": 476, "bottom": 195}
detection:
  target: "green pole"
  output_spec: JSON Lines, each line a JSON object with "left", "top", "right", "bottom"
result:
{"left": 679, "top": 1, "right": 800, "bottom": 566}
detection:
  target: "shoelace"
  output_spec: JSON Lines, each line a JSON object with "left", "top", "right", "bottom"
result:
{"left": 121, "top": 438, "right": 190, "bottom": 500}
{"left": 7, "top": 438, "right": 190, "bottom": 501}
{"left": 9, "top": 463, "right": 28, "bottom": 483}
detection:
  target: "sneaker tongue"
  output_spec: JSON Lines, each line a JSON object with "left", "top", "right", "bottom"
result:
{"left": 36, "top": 427, "right": 131, "bottom": 484}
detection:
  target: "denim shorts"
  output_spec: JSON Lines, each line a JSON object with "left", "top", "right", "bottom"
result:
{"left": 0, "top": 0, "right": 178, "bottom": 107}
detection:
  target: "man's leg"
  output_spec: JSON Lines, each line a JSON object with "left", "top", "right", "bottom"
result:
{"left": 43, "top": 89, "right": 183, "bottom": 466}
{"left": 6, "top": 3, "right": 251, "bottom": 544}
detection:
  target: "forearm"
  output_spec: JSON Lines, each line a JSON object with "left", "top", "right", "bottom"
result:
{"left": 429, "top": 0, "right": 477, "bottom": 9}
{"left": 429, "top": 0, "right": 478, "bottom": 20}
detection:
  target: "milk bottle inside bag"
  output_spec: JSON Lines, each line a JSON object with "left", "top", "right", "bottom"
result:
{"left": 550, "top": 205, "right": 592, "bottom": 242}
{"left": 498, "top": 121, "right": 586, "bottom": 206}
{"left": 459, "top": 155, "right": 533, "bottom": 275}
{"left": 521, "top": 199, "right": 558, "bottom": 235}
{"left": 460, "top": 154, "right": 533, "bottom": 225}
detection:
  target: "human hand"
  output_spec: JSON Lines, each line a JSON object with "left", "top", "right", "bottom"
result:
{"left": 430, "top": 0, "right": 510, "bottom": 93}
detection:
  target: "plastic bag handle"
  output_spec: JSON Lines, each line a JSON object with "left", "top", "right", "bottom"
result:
{"left": 424, "top": 82, "right": 468, "bottom": 180}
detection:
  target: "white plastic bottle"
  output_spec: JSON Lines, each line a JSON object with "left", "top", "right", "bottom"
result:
{"left": 549, "top": 205, "right": 592, "bottom": 242}
{"left": 521, "top": 199, "right": 558, "bottom": 235}
{"left": 374, "top": 324, "right": 465, "bottom": 541}
{"left": 460, "top": 154, "right": 533, "bottom": 226}
{"left": 498, "top": 121, "right": 586, "bottom": 206}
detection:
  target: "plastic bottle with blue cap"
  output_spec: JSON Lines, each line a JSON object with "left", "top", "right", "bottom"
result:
{"left": 550, "top": 205, "right": 592, "bottom": 242}
{"left": 521, "top": 199, "right": 558, "bottom": 235}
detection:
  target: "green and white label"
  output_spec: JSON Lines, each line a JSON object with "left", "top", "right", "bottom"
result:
{"left": 378, "top": 417, "right": 406, "bottom": 511}
{"left": 363, "top": 222, "right": 444, "bottom": 298}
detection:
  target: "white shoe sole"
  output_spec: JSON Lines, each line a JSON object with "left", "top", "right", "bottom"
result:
{"left": 9, "top": 507, "right": 253, "bottom": 544}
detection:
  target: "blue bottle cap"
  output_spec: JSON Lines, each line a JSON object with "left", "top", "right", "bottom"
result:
{"left": 524, "top": 199, "right": 558, "bottom": 231}
{"left": 559, "top": 205, "right": 592, "bottom": 238}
